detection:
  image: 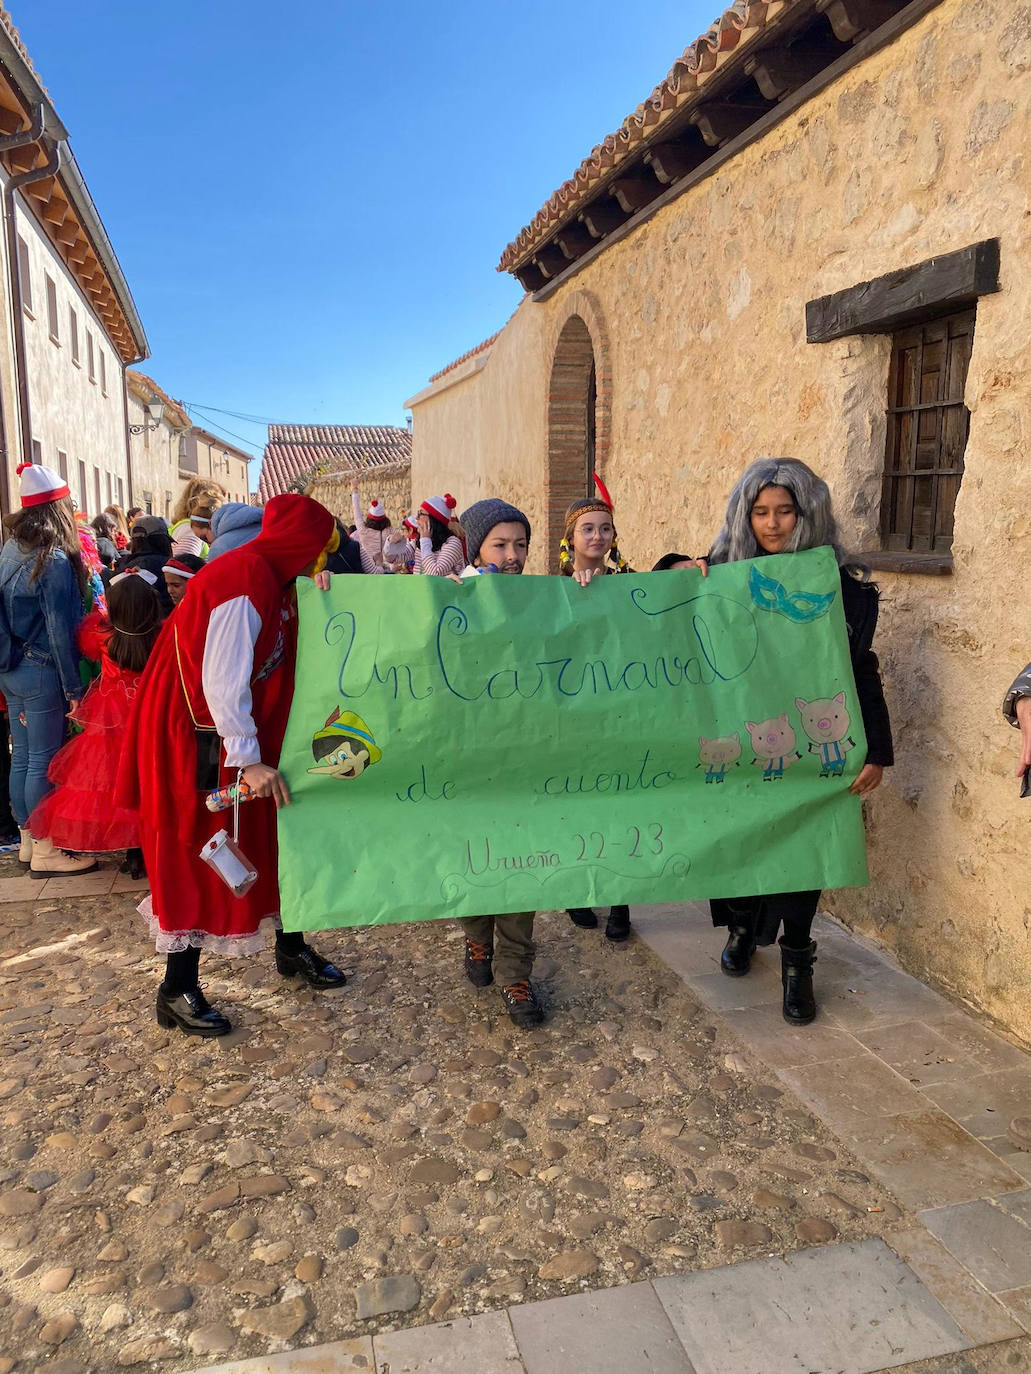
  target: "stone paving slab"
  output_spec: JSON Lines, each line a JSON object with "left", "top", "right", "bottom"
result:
{"left": 871, "top": 1337, "right": 1031, "bottom": 1372}
{"left": 509, "top": 1280, "right": 695, "bottom": 1373}
{"left": 652, "top": 1238, "right": 970, "bottom": 1374}
{"left": 886, "top": 1226, "right": 1025, "bottom": 1345}
{"left": 189, "top": 1337, "right": 375, "bottom": 1372}
{"left": 775, "top": 1050, "right": 932, "bottom": 1132}
{"left": 920, "top": 1070, "right": 1031, "bottom": 1142}
{"left": 919, "top": 1197, "right": 1031, "bottom": 1294}
{"left": 373, "top": 1310, "right": 524, "bottom": 1371}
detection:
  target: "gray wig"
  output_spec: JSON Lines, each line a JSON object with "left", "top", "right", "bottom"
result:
{"left": 708, "top": 458, "right": 850, "bottom": 567}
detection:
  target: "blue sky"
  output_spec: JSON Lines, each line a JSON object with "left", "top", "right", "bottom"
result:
{"left": 17, "top": 2, "right": 719, "bottom": 468}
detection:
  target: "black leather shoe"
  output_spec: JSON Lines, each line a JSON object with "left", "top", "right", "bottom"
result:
{"left": 156, "top": 986, "right": 232, "bottom": 1037}
{"left": 605, "top": 905, "right": 631, "bottom": 942}
{"left": 275, "top": 943, "right": 347, "bottom": 989}
{"left": 721, "top": 925, "right": 757, "bottom": 977}
{"left": 120, "top": 847, "right": 146, "bottom": 881}
{"left": 464, "top": 939, "right": 494, "bottom": 988}
{"left": 567, "top": 907, "right": 598, "bottom": 928}
{"left": 780, "top": 938, "right": 817, "bottom": 1025}
{"left": 500, "top": 980, "right": 544, "bottom": 1028}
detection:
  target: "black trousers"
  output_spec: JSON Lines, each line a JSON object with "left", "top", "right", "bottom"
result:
{"left": 710, "top": 890, "right": 820, "bottom": 948}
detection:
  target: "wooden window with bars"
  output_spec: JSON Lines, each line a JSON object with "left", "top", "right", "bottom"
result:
{"left": 881, "top": 310, "right": 974, "bottom": 557}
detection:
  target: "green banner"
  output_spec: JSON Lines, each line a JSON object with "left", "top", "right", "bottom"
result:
{"left": 278, "top": 547, "right": 868, "bottom": 930}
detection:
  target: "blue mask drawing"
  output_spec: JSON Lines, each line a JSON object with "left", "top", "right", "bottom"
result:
{"left": 749, "top": 565, "right": 836, "bottom": 623}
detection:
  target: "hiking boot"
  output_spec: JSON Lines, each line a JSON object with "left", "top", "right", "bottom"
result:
{"left": 605, "top": 905, "right": 631, "bottom": 942}
{"left": 30, "top": 837, "right": 98, "bottom": 879}
{"left": 500, "top": 979, "right": 543, "bottom": 1028}
{"left": 567, "top": 907, "right": 598, "bottom": 928}
{"left": 464, "top": 938, "right": 494, "bottom": 988}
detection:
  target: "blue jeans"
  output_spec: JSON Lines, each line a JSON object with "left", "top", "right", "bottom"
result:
{"left": 0, "top": 652, "right": 67, "bottom": 827}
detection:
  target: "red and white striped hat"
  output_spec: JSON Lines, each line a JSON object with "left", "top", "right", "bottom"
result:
{"left": 367, "top": 499, "right": 387, "bottom": 520}
{"left": 17, "top": 462, "right": 70, "bottom": 508}
{"left": 420, "top": 493, "right": 458, "bottom": 525}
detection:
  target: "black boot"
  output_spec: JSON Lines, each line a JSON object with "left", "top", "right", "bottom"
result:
{"left": 721, "top": 922, "right": 757, "bottom": 977}
{"left": 156, "top": 986, "right": 232, "bottom": 1037}
{"left": 275, "top": 942, "right": 347, "bottom": 989}
{"left": 605, "top": 905, "right": 631, "bottom": 942}
{"left": 120, "top": 847, "right": 146, "bottom": 880}
{"left": 779, "top": 939, "right": 817, "bottom": 1025}
{"left": 567, "top": 908, "right": 598, "bottom": 928}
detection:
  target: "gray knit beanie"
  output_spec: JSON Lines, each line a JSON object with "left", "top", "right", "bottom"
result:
{"left": 460, "top": 499, "right": 531, "bottom": 564}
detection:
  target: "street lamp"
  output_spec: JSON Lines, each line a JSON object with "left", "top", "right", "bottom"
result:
{"left": 128, "top": 396, "right": 165, "bottom": 434}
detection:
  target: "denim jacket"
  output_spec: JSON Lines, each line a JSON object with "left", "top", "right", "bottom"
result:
{"left": 0, "top": 539, "right": 85, "bottom": 699}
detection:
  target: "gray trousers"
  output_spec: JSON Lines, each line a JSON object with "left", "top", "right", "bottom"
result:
{"left": 459, "top": 912, "right": 535, "bottom": 985}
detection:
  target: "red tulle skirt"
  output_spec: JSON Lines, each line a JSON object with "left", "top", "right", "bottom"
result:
{"left": 29, "top": 675, "right": 140, "bottom": 852}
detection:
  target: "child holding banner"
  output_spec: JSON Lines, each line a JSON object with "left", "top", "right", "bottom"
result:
{"left": 455, "top": 498, "right": 543, "bottom": 1027}
{"left": 559, "top": 482, "right": 636, "bottom": 942}
{"left": 706, "top": 458, "right": 893, "bottom": 1025}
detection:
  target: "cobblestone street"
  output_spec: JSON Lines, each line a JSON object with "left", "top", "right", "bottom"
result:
{"left": 0, "top": 861, "right": 1029, "bottom": 1372}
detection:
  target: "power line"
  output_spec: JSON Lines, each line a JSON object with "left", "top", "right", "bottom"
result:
{"left": 183, "top": 400, "right": 285, "bottom": 426}
{"left": 185, "top": 404, "right": 261, "bottom": 455}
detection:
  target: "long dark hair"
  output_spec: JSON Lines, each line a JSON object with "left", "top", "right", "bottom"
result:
{"left": 425, "top": 513, "right": 452, "bottom": 552}
{"left": 106, "top": 575, "right": 162, "bottom": 673}
{"left": 5, "top": 495, "right": 88, "bottom": 597}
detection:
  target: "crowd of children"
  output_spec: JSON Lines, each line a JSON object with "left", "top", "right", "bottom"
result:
{"left": 0, "top": 453, "right": 943, "bottom": 1037}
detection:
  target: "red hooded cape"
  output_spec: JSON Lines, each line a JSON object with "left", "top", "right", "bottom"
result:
{"left": 118, "top": 494, "right": 334, "bottom": 949}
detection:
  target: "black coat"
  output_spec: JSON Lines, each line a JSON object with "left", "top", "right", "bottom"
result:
{"left": 840, "top": 569, "right": 893, "bottom": 768}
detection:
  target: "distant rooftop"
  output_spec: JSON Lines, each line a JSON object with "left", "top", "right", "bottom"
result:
{"left": 258, "top": 424, "right": 412, "bottom": 502}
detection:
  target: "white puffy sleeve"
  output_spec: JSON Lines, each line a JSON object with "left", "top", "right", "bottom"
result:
{"left": 202, "top": 596, "right": 263, "bottom": 768}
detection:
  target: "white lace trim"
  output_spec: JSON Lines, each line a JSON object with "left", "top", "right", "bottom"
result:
{"left": 137, "top": 894, "right": 281, "bottom": 957}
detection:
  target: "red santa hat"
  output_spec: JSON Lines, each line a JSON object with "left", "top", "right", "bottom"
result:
{"left": 420, "top": 493, "right": 458, "bottom": 525}
{"left": 367, "top": 499, "right": 387, "bottom": 520}
{"left": 17, "top": 462, "right": 70, "bottom": 508}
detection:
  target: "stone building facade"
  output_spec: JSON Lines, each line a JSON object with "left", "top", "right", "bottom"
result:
{"left": 407, "top": 0, "right": 1031, "bottom": 1041}
{"left": 0, "top": 14, "right": 147, "bottom": 516}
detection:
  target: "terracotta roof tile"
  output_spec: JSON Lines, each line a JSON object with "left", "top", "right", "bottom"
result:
{"left": 497, "top": 0, "right": 799, "bottom": 272}
{"left": 259, "top": 424, "right": 412, "bottom": 502}
{"left": 428, "top": 331, "right": 501, "bottom": 383}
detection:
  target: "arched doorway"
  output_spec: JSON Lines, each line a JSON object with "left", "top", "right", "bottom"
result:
{"left": 547, "top": 314, "right": 598, "bottom": 571}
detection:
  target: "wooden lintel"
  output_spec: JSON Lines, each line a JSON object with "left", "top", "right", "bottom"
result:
{"left": 745, "top": 42, "right": 840, "bottom": 100}
{"left": 555, "top": 224, "right": 594, "bottom": 261}
{"left": 806, "top": 238, "right": 1001, "bottom": 343}
{"left": 579, "top": 199, "right": 628, "bottom": 238}
{"left": 689, "top": 99, "right": 768, "bottom": 148}
{"left": 610, "top": 170, "right": 661, "bottom": 213}
{"left": 816, "top": 0, "right": 899, "bottom": 42}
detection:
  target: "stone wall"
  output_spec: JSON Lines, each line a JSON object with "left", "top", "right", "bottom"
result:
{"left": 308, "top": 464, "right": 412, "bottom": 528}
{"left": 408, "top": 0, "right": 1031, "bottom": 1042}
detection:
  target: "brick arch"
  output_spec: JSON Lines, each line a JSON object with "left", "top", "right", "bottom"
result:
{"left": 546, "top": 292, "right": 612, "bottom": 572}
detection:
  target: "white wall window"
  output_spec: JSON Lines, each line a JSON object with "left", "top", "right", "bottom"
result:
{"left": 99, "top": 350, "right": 107, "bottom": 396}
{"left": 107, "top": 472, "right": 114, "bottom": 505}
{"left": 69, "top": 307, "right": 80, "bottom": 366}
{"left": 117, "top": 477, "right": 124, "bottom": 508}
{"left": 77, "top": 459, "right": 87, "bottom": 510}
{"left": 17, "top": 235, "right": 32, "bottom": 314}
{"left": 142, "top": 489, "right": 153, "bottom": 515}
{"left": 31, "top": 437, "right": 42, "bottom": 464}
{"left": 93, "top": 467, "right": 101, "bottom": 517}
{"left": 56, "top": 449, "right": 68, "bottom": 482}
{"left": 45, "top": 274, "right": 59, "bottom": 342}
{"left": 87, "top": 331, "right": 96, "bottom": 383}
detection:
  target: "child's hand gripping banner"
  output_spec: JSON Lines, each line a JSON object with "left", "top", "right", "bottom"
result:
{"left": 278, "top": 547, "right": 868, "bottom": 930}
